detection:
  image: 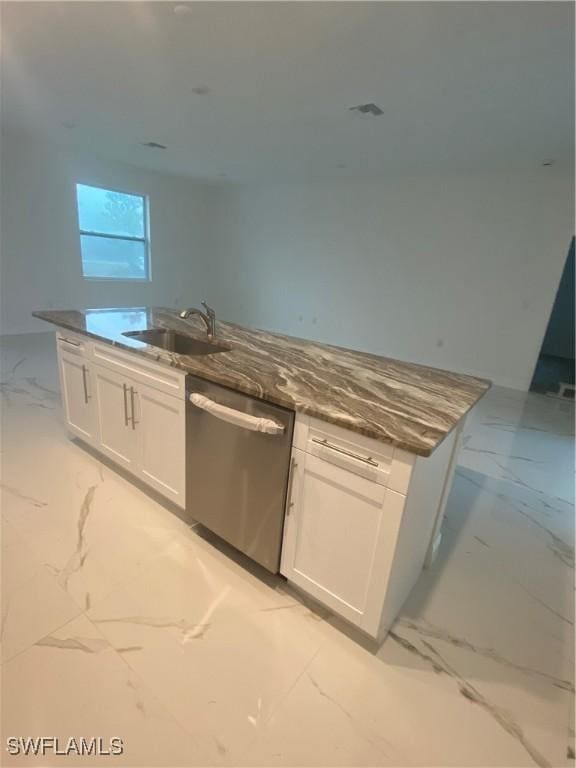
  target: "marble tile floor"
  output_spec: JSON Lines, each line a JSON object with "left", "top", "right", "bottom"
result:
{"left": 1, "top": 332, "right": 574, "bottom": 768}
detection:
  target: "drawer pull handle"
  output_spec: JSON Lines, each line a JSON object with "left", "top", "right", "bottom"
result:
{"left": 312, "top": 437, "right": 379, "bottom": 467}
{"left": 60, "top": 337, "right": 81, "bottom": 347}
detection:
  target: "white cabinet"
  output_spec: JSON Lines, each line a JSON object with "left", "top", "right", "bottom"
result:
{"left": 94, "top": 366, "right": 138, "bottom": 473}
{"left": 57, "top": 339, "right": 97, "bottom": 445}
{"left": 55, "top": 328, "right": 186, "bottom": 508}
{"left": 281, "top": 447, "right": 406, "bottom": 637}
{"left": 136, "top": 385, "right": 186, "bottom": 506}
{"left": 92, "top": 365, "right": 186, "bottom": 506}
{"left": 93, "top": 367, "right": 186, "bottom": 505}
{"left": 281, "top": 415, "right": 459, "bottom": 641}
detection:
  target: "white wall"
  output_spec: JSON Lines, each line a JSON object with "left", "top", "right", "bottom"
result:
{"left": 2, "top": 129, "right": 572, "bottom": 390}
{"left": 0, "top": 129, "right": 217, "bottom": 335}
{"left": 206, "top": 173, "right": 574, "bottom": 390}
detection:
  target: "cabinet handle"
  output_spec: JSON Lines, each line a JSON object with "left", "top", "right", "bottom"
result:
{"left": 311, "top": 437, "right": 379, "bottom": 467}
{"left": 285, "top": 456, "right": 297, "bottom": 516}
{"left": 60, "top": 336, "right": 81, "bottom": 347}
{"left": 81, "top": 364, "right": 90, "bottom": 404}
{"left": 130, "top": 387, "right": 138, "bottom": 429}
{"left": 122, "top": 383, "right": 129, "bottom": 426}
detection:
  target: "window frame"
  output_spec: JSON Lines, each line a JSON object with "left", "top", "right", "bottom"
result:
{"left": 76, "top": 182, "right": 151, "bottom": 282}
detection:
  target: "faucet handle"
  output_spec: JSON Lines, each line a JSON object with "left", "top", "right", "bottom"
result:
{"left": 201, "top": 300, "right": 215, "bottom": 318}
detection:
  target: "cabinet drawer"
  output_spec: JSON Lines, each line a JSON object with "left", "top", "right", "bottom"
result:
{"left": 307, "top": 425, "right": 392, "bottom": 487}
{"left": 57, "top": 330, "right": 89, "bottom": 357}
{"left": 92, "top": 343, "right": 186, "bottom": 400}
{"left": 293, "top": 414, "right": 415, "bottom": 495}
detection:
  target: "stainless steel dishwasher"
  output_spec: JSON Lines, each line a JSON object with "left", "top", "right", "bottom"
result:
{"left": 186, "top": 375, "right": 294, "bottom": 573}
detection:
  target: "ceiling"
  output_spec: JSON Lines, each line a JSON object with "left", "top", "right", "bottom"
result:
{"left": 1, "top": 1, "right": 574, "bottom": 182}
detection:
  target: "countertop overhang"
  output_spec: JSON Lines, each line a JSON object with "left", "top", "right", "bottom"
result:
{"left": 33, "top": 307, "right": 491, "bottom": 457}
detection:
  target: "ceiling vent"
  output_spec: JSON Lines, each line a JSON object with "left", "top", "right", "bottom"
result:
{"left": 349, "top": 103, "right": 384, "bottom": 117}
{"left": 141, "top": 141, "right": 167, "bottom": 149}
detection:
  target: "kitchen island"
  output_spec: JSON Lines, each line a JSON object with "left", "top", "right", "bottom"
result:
{"left": 34, "top": 307, "right": 490, "bottom": 642}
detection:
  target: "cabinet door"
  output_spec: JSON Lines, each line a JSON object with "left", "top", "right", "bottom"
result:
{"left": 281, "top": 449, "right": 404, "bottom": 636}
{"left": 94, "top": 366, "right": 138, "bottom": 472}
{"left": 58, "top": 350, "right": 97, "bottom": 444}
{"left": 134, "top": 385, "right": 186, "bottom": 507}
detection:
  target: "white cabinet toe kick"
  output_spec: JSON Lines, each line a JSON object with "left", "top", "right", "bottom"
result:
{"left": 55, "top": 328, "right": 462, "bottom": 644}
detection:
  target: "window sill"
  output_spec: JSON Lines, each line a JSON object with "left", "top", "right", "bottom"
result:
{"left": 82, "top": 276, "right": 151, "bottom": 283}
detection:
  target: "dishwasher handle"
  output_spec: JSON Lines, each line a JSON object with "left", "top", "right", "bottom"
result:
{"left": 189, "top": 392, "right": 285, "bottom": 435}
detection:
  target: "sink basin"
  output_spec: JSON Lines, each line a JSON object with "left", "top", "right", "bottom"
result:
{"left": 123, "top": 329, "right": 230, "bottom": 356}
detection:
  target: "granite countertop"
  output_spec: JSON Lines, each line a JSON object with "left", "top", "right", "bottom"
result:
{"left": 33, "top": 307, "right": 491, "bottom": 457}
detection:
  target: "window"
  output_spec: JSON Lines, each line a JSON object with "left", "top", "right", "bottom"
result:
{"left": 76, "top": 184, "right": 150, "bottom": 280}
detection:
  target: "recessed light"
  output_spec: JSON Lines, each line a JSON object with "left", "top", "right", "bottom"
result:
{"left": 141, "top": 141, "right": 167, "bottom": 150}
{"left": 349, "top": 103, "right": 384, "bottom": 117}
{"left": 542, "top": 159, "right": 555, "bottom": 167}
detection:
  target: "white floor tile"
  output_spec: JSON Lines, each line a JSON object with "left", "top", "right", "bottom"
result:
{"left": 1, "top": 333, "right": 573, "bottom": 767}
{"left": 1, "top": 614, "right": 211, "bottom": 766}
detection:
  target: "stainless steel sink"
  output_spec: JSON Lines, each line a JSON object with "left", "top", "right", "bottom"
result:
{"left": 123, "top": 329, "right": 230, "bottom": 356}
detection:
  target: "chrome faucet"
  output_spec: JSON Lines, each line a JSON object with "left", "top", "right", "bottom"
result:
{"left": 179, "top": 301, "right": 216, "bottom": 338}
